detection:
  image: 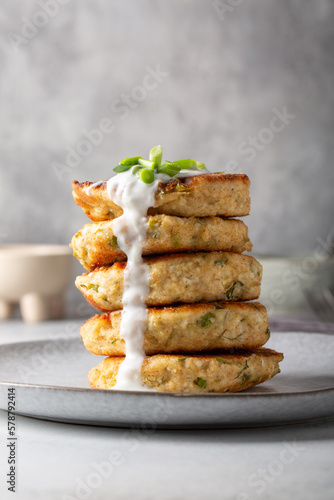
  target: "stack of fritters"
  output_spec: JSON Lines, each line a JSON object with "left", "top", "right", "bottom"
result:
{"left": 72, "top": 173, "right": 283, "bottom": 392}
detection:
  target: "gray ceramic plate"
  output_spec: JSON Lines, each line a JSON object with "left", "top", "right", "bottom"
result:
{"left": 0, "top": 332, "right": 333, "bottom": 428}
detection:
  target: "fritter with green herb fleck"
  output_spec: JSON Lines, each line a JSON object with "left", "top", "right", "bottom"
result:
{"left": 71, "top": 215, "right": 252, "bottom": 271}
{"left": 75, "top": 252, "right": 262, "bottom": 311}
{"left": 80, "top": 302, "right": 269, "bottom": 355}
{"left": 72, "top": 172, "right": 250, "bottom": 221}
{"left": 88, "top": 348, "right": 283, "bottom": 393}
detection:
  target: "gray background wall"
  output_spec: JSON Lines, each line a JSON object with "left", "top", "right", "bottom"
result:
{"left": 1, "top": 0, "right": 333, "bottom": 256}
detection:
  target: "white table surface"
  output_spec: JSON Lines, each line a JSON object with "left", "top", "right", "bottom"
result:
{"left": 0, "top": 320, "right": 334, "bottom": 500}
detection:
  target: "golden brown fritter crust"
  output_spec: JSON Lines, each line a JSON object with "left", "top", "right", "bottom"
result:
{"left": 88, "top": 348, "right": 283, "bottom": 393}
{"left": 71, "top": 215, "right": 253, "bottom": 271}
{"left": 75, "top": 252, "right": 262, "bottom": 311}
{"left": 81, "top": 302, "right": 269, "bottom": 355}
{"left": 72, "top": 172, "right": 251, "bottom": 221}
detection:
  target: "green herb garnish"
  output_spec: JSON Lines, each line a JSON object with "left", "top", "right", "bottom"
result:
{"left": 158, "top": 161, "right": 182, "bottom": 177}
{"left": 214, "top": 257, "right": 228, "bottom": 265}
{"left": 138, "top": 168, "right": 155, "bottom": 184}
{"left": 194, "top": 377, "right": 207, "bottom": 388}
{"left": 88, "top": 284, "right": 99, "bottom": 292}
{"left": 110, "top": 236, "right": 118, "bottom": 248}
{"left": 240, "top": 373, "right": 252, "bottom": 385}
{"left": 120, "top": 156, "right": 142, "bottom": 166}
{"left": 147, "top": 219, "right": 160, "bottom": 239}
{"left": 172, "top": 233, "right": 182, "bottom": 248}
{"left": 147, "top": 218, "right": 160, "bottom": 231}
{"left": 235, "top": 361, "right": 249, "bottom": 379}
{"left": 114, "top": 146, "right": 206, "bottom": 184}
{"left": 174, "top": 183, "right": 191, "bottom": 192}
{"left": 221, "top": 331, "right": 243, "bottom": 341}
{"left": 138, "top": 158, "right": 156, "bottom": 170}
{"left": 174, "top": 159, "right": 196, "bottom": 169}
{"left": 149, "top": 145, "right": 163, "bottom": 167}
{"left": 165, "top": 331, "right": 175, "bottom": 346}
{"left": 113, "top": 164, "right": 132, "bottom": 173}
{"left": 197, "top": 312, "right": 216, "bottom": 328}
{"left": 226, "top": 281, "right": 244, "bottom": 300}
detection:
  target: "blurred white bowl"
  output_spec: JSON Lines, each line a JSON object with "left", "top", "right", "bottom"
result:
{"left": 0, "top": 245, "right": 74, "bottom": 323}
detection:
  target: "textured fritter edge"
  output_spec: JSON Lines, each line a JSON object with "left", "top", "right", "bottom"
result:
{"left": 72, "top": 172, "right": 251, "bottom": 221}
{"left": 80, "top": 302, "right": 269, "bottom": 355}
{"left": 70, "top": 216, "right": 253, "bottom": 270}
{"left": 75, "top": 252, "right": 262, "bottom": 311}
{"left": 88, "top": 348, "right": 283, "bottom": 393}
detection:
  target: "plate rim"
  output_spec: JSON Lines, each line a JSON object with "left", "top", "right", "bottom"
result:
{"left": 1, "top": 380, "right": 334, "bottom": 398}
{"left": 1, "top": 332, "right": 334, "bottom": 398}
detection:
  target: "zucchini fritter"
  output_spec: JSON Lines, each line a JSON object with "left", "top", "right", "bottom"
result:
{"left": 71, "top": 215, "right": 252, "bottom": 271}
{"left": 88, "top": 348, "right": 283, "bottom": 393}
{"left": 81, "top": 302, "right": 269, "bottom": 355}
{"left": 75, "top": 252, "right": 262, "bottom": 311}
{"left": 72, "top": 172, "right": 251, "bottom": 221}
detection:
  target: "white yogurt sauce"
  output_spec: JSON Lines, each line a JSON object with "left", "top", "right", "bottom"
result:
{"left": 100, "top": 167, "right": 208, "bottom": 390}
{"left": 106, "top": 169, "right": 170, "bottom": 390}
{"left": 176, "top": 169, "right": 208, "bottom": 177}
{"left": 86, "top": 180, "right": 104, "bottom": 195}
{"left": 85, "top": 168, "right": 208, "bottom": 197}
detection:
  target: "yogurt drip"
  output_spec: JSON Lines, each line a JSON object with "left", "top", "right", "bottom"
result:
{"left": 86, "top": 180, "right": 104, "bottom": 195}
{"left": 106, "top": 170, "right": 165, "bottom": 390}
{"left": 105, "top": 168, "right": 207, "bottom": 390}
